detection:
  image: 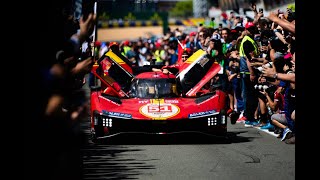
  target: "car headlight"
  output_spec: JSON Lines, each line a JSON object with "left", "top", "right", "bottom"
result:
{"left": 102, "top": 117, "right": 112, "bottom": 127}
{"left": 93, "top": 111, "right": 113, "bottom": 127}
{"left": 207, "top": 116, "right": 218, "bottom": 126}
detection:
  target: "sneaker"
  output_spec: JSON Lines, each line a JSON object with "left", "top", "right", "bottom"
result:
{"left": 253, "top": 122, "right": 266, "bottom": 127}
{"left": 251, "top": 121, "right": 260, "bottom": 126}
{"left": 244, "top": 121, "right": 259, "bottom": 127}
{"left": 237, "top": 116, "right": 247, "bottom": 123}
{"left": 238, "top": 110, "right": 244, "bottom": 118}
{"left": 260, "top": 122, "right": 275, "bottom": 130}
{"left": 284, "top": 135, "right": 295, "bottom": 144}
{"left": 244, "top": 121, "right": 252, "bottom": 127}
{"left": 281, "top": 128, "right": 293, "bottom": 141}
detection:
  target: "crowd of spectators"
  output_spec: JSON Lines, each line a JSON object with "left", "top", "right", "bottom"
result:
{"left": 25, "top": 1, "right": 295, "bottom": 179}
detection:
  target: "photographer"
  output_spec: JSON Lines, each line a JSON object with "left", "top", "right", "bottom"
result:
{"left": 262, "top": 56, "right": 295, "bottom": 83}
{"left": 254, "top": 75, "right": 277, "bottom": 129}
{"left": 260, "top": 85, "right": 285, "bottom": 134}
{"left": 262, "top": 54, "right": 295, "bottom": 141}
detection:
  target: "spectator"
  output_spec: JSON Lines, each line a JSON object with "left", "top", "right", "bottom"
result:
{"left": 238, "top": 21, "right": 260, "bottom": 127}
{"left": 26, "top": 1, "right": 97, "bottom": 178}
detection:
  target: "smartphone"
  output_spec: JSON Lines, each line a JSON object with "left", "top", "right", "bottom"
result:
{"left": 259, "top": 8, "right": 263, "bottom": 14}
{"left": 82, "top": 0, "right": 95, "bottom": 21}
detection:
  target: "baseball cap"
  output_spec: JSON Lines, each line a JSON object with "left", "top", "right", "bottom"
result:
{"left": 123, "top": 40, "right": 130, "bottom": 46}
{"left": 245, "top": 22, "right": 255, "bottom": 29}
{"left": 189, "top": 32, "right": 197, "bottom": 36}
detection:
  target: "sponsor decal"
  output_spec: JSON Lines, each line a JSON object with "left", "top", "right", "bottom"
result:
{"left": 188, "top": 110, "right": 218, "bottom": 118}
{"left": 102, "top": 110, "right": 132, "bottom": 119}
{"left": 164, "top": 99, "right": 179, "bottom": 103}
{"left": 139, "top": 102, "right": 180, "bottom": 119}
{"left": 139, "top": 100, "right": 149, "bottom": 104}
{"left": 150, "top": 99, "right": 164, "bottom": 104}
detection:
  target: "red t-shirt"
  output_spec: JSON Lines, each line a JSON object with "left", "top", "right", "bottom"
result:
{"left": 273, "top": 91, "right": 285, "bottom": 112}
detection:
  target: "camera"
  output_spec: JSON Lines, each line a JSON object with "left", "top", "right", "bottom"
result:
{"left": 261, "top": 39, "right": 269, "bottom": 46}
{"left": 269, "top": 36, "right": 288, "bottom": 53}
{"left": 256, "top": 62, "right": 272, "bottom": 72}
{"left": 254, "top": 84, "right": 269, "bottom": 91}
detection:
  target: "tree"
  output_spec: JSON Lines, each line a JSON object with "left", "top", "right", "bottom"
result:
{"left": 169, "top": 0, "right": 193, "bottom": 18}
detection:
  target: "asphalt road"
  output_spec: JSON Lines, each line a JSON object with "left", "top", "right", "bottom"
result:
{"left": 81, "top": 75, "right": 295, "bottom": 180}
{"left": 81, "top": 118, "right": 295, "bottom": 180}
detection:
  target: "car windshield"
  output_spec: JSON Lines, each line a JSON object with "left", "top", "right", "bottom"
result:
{"left": 129, "top": 78, "right": 179, "bottom": 98}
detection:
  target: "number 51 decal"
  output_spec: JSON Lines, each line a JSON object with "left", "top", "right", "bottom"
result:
{"left": 148, "top": 105, "right": 172, "bottom": 112}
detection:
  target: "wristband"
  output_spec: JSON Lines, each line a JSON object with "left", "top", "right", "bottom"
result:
{"left": 273, "top": 73, "right": 278, "bottom": 79}
{"left": 273, "top": 29, "right": 280, "bottom": 33}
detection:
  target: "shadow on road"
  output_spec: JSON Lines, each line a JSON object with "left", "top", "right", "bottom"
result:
{"left": 82, "top": 144, "right": 156, "bottom": 180}
{"left": 81, "top": 123, "right": 254, "bottom": 179}
{"left": 226, "top": 131, "right": 254, "bottom": 143}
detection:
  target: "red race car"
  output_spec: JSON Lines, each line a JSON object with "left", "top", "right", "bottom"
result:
{"left": 89, "top": 48, "right": 227, "bottom": 142}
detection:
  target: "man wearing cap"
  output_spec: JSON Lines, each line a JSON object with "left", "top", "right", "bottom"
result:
{"left": 121, "top": 40, "right": 131, "bottom": 58}
{"left": 185, "top": 31, "right": 200, "bottom": 53}
{"left": 239, "top": 21, "right": 260, "bottom": 126}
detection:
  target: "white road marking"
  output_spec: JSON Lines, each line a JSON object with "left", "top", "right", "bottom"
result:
{"left": 253, "top": 127, "right": 279, "bottom": 137}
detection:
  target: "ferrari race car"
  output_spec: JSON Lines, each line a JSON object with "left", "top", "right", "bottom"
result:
{"left": 89, "top": 48, "right": 227, "bottom": 142}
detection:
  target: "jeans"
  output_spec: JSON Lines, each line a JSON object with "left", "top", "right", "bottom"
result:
{"left": 232, "top": 76, "right": 244, "bottom": 112}
{"left": 241, "top": 73, "right": 258, "bottom": 121}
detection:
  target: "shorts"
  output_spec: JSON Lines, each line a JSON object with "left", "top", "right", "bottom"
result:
{"left": 271, "top": 113, "right": 287, "bottom": 125}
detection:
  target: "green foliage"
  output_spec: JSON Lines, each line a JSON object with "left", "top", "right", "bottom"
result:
{"left": 169, "top": 0, "right": 193, "bottom": 18}
{"left": 287, "top": 3, "right": 295, "bottom": 12}
{"left": 150, "top": 13, "right": 162, "bottom": 21}
{"left": 124, "top": 12, "right": 136, "bottom": 21}
{"left": 98, "top": 12, "right": 110, "bottom": 21}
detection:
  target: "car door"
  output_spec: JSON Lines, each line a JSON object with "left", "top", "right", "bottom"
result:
{"left": 92, "top": 49, "right": 134, "bottom": 98}
{"left": 176, "top": 49, "right": 221, "bottom": 97}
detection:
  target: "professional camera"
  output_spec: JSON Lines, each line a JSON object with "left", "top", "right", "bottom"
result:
{"left": 260, "top": 38, "right": 269, "bottom": 46}
{"left": 256, "top": 62, "right": 272, "bottom": 72}
{"left": 269, "top": 36, "right": 288, "bottom": 53}
{"left": 286, "top": 8, "right": 295, "bottom": 22}
{"left": 254, "top": 84, "right": 269, "bottom": 91}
